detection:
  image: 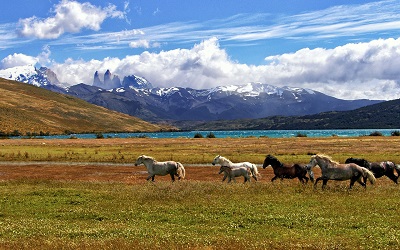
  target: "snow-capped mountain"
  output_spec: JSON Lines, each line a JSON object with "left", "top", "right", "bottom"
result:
{"left": 93, "top": 70, "right": 153, "bottom": 90}
{"left": 68, "top": 81, "right": 381, "bottom": 122}
{"left": 0, "top": 66, "right": 382, "bottom": 122}
{"left": 0, "top": 65, "right": 64, "bottom": 88}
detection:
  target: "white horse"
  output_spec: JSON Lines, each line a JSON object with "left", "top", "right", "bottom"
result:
{"left": 212, "top": 155, "right": 260, "bottom": 181}
{"left": 218, "top": 166, "right": 252, "bottom": 183}
{"left": 134, "top": 155, "right": 185, "bottom": 182}
{"left": 307, "top": 154, "right": 376, "bottom": 189}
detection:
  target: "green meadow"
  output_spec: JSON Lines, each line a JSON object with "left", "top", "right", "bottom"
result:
{"left": 1, "top": 180, "right": 399, "bottom": 249}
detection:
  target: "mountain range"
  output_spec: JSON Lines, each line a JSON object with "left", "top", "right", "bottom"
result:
{"left": 178, "top": 97, "right": 400, "bottom": 131}
{"left": 0, "top": 65, "right": 383, "bottom": 125}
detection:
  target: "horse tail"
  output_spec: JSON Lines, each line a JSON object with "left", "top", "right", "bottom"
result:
{"left": 361, "top": 167, "right": 376, "bottom": 184}
{"left": 177, "top": 162, "right": 186, "bottom": 180}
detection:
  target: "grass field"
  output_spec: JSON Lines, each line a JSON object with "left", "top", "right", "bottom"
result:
{"left": 0, "top": 137, "right": 400, "bottom": 249}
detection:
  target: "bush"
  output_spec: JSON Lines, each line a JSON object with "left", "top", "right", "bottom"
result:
{"left": 391, "top": 130, "right": 400, "bottom": 136}
{"left": 95, "top": 132, "right": 104, "bottom": 139}
{"left": 295, "top": 132, "right": 307, "bottom": 137}
{"left": 206, "top": 132, "right": 216, "bottom": 138}
{"left": 194, "top": 133, "right": 204, "bottom": 138}
{"left": 369, "top": 131, "right": 383, "bottom": 136}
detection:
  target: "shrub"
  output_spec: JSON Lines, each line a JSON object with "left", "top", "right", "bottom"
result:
{"left": 11, "top": 130, "right": 22, "bottom": 136}
{"left": 369, "top": 131, "right": 383, "bottom": 136}
{"left": 295, "top": 132, "right": 307, "bottom": 137}
{"left": 194, "top": 133, "right": 204, "bottom": 138}
{"left": 95, "top": 132, "right": 104, "bottom": 139}
{"left": 206, "top": 132, "right": 216, "bottom": 138}
{"left": 391, "top": 130, "right": 400, "bottom": 136}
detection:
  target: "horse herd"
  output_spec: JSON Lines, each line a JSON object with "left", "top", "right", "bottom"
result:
{"left": 134, "top": 154, "right": 400, "bottom": 189}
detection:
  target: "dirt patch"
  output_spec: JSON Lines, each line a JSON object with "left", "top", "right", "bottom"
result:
{"left": 0, "top": 163, "right": 321, "bottom": 184}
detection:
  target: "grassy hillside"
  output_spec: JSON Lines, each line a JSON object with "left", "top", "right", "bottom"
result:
{"left": 0, "top": 78, "right": 171, "bottom": 135}
{"left": 179, "top": 98, "right": 400, "bottom": 130}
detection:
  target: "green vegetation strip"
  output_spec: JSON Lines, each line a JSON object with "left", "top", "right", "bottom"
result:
{"left": 2, "top": 137, "right": 400, "bottom": 164}
{"left": 0, "top": 180, "right": 399, "bottom": 249}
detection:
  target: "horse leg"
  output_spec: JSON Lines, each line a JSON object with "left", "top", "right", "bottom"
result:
{"left": 321, "top": 179, "right": 328, "bottom": 189}
{"left": 222, "top": 172, "right": 228, "bottom": 182}
{"left": 170, "top": 173, "right": 175, "bottom": 182}
{"left": 356, "top": 177, "right": 366, "bottom": 188}
{"left": 349, "top": 175, "right": 364, "bottom": 189}
{"left": 314, "top": 177, "right": 322, "bottom": 189}
{"left": 349, "top": 178, "right": 356, "bottom": 189}
{"left": 251, "top": 169, "right": 258, "bottom": 181}
{"left": 146, "top": 175, "right": 155, "bottom": 182}
{"left": 271, "top": 176, "right": 278, "bottom": 182}
{"left": 386, "top": 173, "right": 398, "bottom": 184}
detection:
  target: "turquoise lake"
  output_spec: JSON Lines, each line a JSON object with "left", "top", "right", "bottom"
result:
{"left": 24, "top": 129, "right": 400, "bottom": 139}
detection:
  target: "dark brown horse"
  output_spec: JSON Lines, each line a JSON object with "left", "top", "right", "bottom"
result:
{"left": 262, "top": 155, "right": 313, "bottom": 183}
{"left": 345, "top": 157, "right": 400, "bottom": 184}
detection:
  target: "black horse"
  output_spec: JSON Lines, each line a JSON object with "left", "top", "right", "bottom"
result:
{"left": 345, "top": 157, "right": 400, "bottom": 184}
{"left": 262, "top": 155, "right": 313, "bottom": 184}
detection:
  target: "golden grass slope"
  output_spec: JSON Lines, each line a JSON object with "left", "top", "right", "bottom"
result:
{"left": 0, "top": 78, "right": 169, "bottom": 134}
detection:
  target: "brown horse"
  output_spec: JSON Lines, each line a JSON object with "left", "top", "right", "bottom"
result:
{"left": 307, "top": 154, "right": 376, "bottom": 189}
{"left": 345, "top": 157, "right": 400, "bottom": 184}
{"left": 262, "top": 155, "right": 313, "bottom": 184}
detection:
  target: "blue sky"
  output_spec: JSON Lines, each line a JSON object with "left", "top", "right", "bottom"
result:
{"left": 1, "top": 0, "right": 400, "bottom": 100}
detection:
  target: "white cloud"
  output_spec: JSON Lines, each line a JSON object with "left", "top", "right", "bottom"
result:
{"left": 264, "top": 38, "right": 400, "bottom": 99}
{"left": 51, "top": 37, "right": 400, "bottom": 100}
{"left": 21, "top": 1, "right": 400, "bottom": 56}
{"left": 153, "top": 8, "right": 161, "bottom": 16}
{"left": 0, "top": 53, "right": 37, "bottom": 69}
{"left": 129, "top": 40, "right": 150, "bottom": 48}
{"left": 0, "top": 45, "right": 53, "bottom": 69}
{"left": 17, "top": 0, "right": 126, "bottom": 39}
{"left": 129, "top": 39, "right": 161, "bottom": 49}
{"left": 4, "top": 37, "right": 400, "bottom": 100}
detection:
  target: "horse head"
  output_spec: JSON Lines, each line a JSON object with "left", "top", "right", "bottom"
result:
{"left": 345, "top": 157, "right": 369, "bottom": 168}
{"left": 135, "top": 155, "right": 154, "bottom": 166}
{"left": 212, "top": 155, "right": 221, "bottom": 165}
{"left": 262, "top": 154, "right": 278, "bottom": 169}
{"left": 134, "top": 155, "right": 144, "bottom": 166}
{"left": 306, "top": 155, "right": 319, "bottom": 169}
{"left": 218, "top": 165, "right": 231, "bottom": 174}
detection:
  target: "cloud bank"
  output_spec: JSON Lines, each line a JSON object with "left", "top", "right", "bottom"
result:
{"left": 2, "top": 37, "right": 400, "bottom": 101}
{"left": 45, "top": 37, "right": 400, "bottom": 100}
{"left": 17, "top": 0, "right": 127, "bottom": 39}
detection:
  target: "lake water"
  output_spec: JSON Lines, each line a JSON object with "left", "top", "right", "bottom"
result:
{"left": 21, "top": 129, "right": 400, "bottom": 139}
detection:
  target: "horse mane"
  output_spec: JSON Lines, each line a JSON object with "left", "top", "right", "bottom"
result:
{"left": 266, "top": 155, "right": 281, "bottom": 164}
{"left": 218, "top": 155, "right": 232, "bottom": 164}
{"left": 220, "top": 165, "right": 232, "bottom": 170}
{"left": 140, "top": 155, "right": 156, "bottom": 161}
{"left": 220, "top": 165, "right": 232, "bottom": 173}
{"left": 315, "top": 154, "right": 339, "bottom": 165}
